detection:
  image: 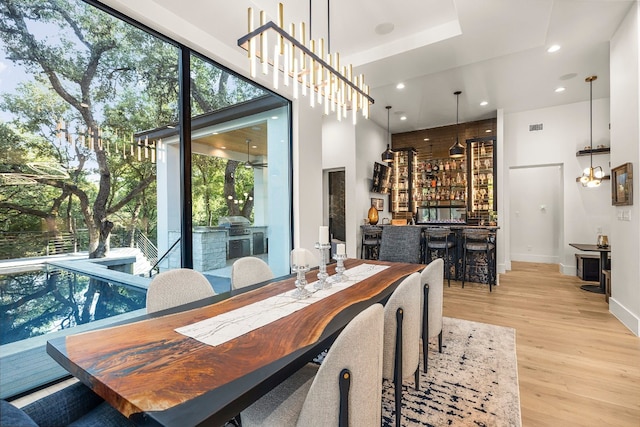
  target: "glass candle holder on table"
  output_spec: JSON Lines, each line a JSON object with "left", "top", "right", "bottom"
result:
{"left": 290, "top": 248, "right": 311, "bottom": 299}
{"left": 314, "top": 241, "right": 332, "bottom": 290}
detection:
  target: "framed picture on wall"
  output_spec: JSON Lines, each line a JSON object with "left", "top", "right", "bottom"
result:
{"left": 611, "top": 162, "right": 633, "bottom": 206}
{"left": 371, "top": 197, "right": 384, "bottom": 211}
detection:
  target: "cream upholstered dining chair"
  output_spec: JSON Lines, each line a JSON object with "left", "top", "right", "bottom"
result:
{"left": 382, "top": 272, "right": 422, "bottom": 427}
{"left": 420, "top": 258, "right": 444, "bottom": 373}
{"left": 240, "top": 304, "right": 384, "bottom": 427}
{"left": 231, "top": 257, "right": 274, "bottom": 290}
{"left": 378, "top": 226, "right": 422, "bottom": 264}
{"left": 146, "top": 268, "right": 216, "bottom": 314}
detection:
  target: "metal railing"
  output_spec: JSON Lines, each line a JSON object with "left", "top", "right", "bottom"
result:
{"left": 0, "top": 232, "right": 79, "bottom": 260}
{"left": 135, "top": 230, "right": 158, "bottom": 269}
{"left": 149, "top": 237, "right": 181, "bottom": 277}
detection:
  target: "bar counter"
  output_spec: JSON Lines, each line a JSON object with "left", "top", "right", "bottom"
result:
{"left": 374, "top": 222, "right": 499, "bottom": 284}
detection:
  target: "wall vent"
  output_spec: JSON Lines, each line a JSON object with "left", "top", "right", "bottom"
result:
{"left": 529, "top": 123, "right": 543, "bottom": 131}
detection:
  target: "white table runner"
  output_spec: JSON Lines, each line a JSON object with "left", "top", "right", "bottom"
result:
{"left": 175, "top": 263, "right": 389, "bottom": 347}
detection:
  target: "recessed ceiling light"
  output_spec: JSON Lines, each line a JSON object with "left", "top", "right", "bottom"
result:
{"left": 559, "top": 73, "right": 577, "bottom": 81}
{"left": 396, "top": 83, "right": 405, "bottom": 89}
{"left": 221, "top": 146, "right": 226, "bottom": 149}
{"left": 400, "top": 116, "right": 407, "bottom": 121}
{"left": 555, "top": 87, "right": 566, "bottom": 93}
{"left": 485, "top": 129, "right": 491, "bottom": 133}
{"left": 271, "top": 116, "right": 278, "bottom": 120}
{"left": 547, "top": 44, "right": 561, "bottom": 53}
{"left": 423, "top": 138, "right": 429, "bottom": 141}
{"left": 252, "top": 145, "right": 257, "bottom": 149}
{"left": 213, "top": 132, "right": 219, "bottom": 135}
{"left": 480, "top": 101, "right": 488, "bottom": 106}
{"left": 375, "top": 22, "right": 394, "bottom": 35}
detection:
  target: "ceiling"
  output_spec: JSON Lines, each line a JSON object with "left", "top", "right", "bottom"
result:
{"left": 146, "top": 0, "right": 633, "bottom": 134}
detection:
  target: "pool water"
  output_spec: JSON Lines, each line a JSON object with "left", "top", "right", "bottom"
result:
{"left": 0, "top": 267, "right": 146, "bottom": 345}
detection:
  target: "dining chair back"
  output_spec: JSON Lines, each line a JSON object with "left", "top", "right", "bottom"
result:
{"left": 146, "top": 268, "right": 216, "bottom": 314}
{"left": 378, "top": 226, "right": 422, "bottom": 264}
{"left": 231, "top": 257, "right": 274, "bottom": 290}
{"left": 241, "top": 304, "right": 384, "bottom": 427}
{"left": 382, "top": 272, "right": 422, "bottom": 427}
{"left": 360, "top": 225, "right": 382, "bottom": 259}
{"left": 1, "top": 381, "right": 136, "bottom": 427}
{"left": 420, "top": 258, "right": 444, "bottom": 373}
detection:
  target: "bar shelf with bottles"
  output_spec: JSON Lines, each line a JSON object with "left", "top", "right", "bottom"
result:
{"left": 416, "top": 157, "right": 467, "bottom": 205}
{"left": 467, "top": 137, "right": 496, "bottom": 224}
{"left": 390, "top": 148, "right": 417, "bottom": 213}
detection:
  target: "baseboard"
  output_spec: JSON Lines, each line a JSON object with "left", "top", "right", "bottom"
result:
{"left": 560, "top": 262, "right": 576, "bottom": 276}
{"left": 510, "top": 253, "right": 559, "bottom": 264}
{"left": 609, "top": 297, "right": 640, "bottom": 336}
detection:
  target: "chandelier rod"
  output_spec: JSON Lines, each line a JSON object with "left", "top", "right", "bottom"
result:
{"left": 327, "top": 0, "right": 331, "bottom": 54}
{"left": 237, "top": 22, "right": 374, "bottom": 105}
{"left": 589, "top": 76, "right": 593, "bottom": 169}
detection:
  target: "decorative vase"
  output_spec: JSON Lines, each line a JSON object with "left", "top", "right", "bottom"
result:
{"left": 368, "top": 205, "right": 379, "bottom": 225}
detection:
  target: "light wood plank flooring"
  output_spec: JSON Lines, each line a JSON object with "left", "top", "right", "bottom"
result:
{"left": 444, "top": 261, "right": 640, "bottom": 427}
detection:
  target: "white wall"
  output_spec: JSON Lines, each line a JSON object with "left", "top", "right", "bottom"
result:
{"left": 322, "top": 118, "right": 356, "bottom": 256}
{"left": 609, "top": 2, "right": 640, "bottom": 335}
{"left": 322, "top": 115, "right": 388, "bottom": 258}
{"left": 502, "top": 98, "right": 613, "bottom": 276}
{"left": 292, "top": 103, "right": 324, "bottom": 265}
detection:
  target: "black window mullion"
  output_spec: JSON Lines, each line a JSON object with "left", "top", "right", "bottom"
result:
{"left": 179, "top": 47, "right": 193, "bottom": 268}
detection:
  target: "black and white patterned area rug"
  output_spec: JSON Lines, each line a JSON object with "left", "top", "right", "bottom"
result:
{"left": 381, "top": 317, "right": 521, "bottom": 427}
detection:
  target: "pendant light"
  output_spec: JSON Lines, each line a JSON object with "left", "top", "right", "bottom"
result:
{"left": 449, "top": 90, "right": 465, "bottom": 158}
{"left": 381, "top": 106, "right": 394, "bottom": 163}
{"left": 580, "top": 76, "right": 604, "bottom": 188}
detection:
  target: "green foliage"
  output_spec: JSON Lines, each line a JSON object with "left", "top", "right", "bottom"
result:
{"left": 0, "top": 0, "right": 263, "bottom": 255}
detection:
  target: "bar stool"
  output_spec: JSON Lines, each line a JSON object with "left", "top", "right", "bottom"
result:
{"left": 361, "top": 225, "right": 382, "bottom": 259}
{"left": 424, "top": 227, "right": 455, "bottom": 286}
{"left": 461, "top": 229, "right": 496, "bottom": 291}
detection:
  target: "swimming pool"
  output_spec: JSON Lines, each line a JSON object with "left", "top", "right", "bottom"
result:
{"left": 0, "top": 266, "right": 146, "bottom": 345}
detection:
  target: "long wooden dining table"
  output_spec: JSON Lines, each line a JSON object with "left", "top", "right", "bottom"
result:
{"left": 46, "top": 259, "right": 423, "bottom": 427}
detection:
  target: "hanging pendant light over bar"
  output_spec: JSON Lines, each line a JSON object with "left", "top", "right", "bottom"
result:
{"left": 238, "top": 2, "right": 373, "bottom": 123}
{"left": 449, "top": 90, "right": 465, "bottom": 158}
{"left": 580, "top": 76, "right": 604, "bottom": 188}
{"left": 381, "top": 105, "right": 394, "bottom": 162}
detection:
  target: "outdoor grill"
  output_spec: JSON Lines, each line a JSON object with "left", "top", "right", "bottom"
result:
{"left": 218, "top": 216, "right": 251, "bottom": 236}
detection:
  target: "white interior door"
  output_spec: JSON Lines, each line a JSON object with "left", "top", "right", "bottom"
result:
{"left": 509, "top": 165, "right": 563, "bottom": 263}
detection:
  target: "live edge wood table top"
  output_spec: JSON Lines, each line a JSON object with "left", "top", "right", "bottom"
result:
{"left": 46, "top": 259, "right": 423, "bottom": 427}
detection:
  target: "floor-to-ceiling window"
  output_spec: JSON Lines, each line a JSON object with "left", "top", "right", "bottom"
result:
{"left": 0, "top": 0, "right": 291, "bottom": 398}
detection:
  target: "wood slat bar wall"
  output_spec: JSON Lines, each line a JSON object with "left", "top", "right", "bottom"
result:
{"left": 392, "top": 118, "right": 496, "bottom": 156}
{"left": 391, "top": 118, "right": 497, "bottom": 221}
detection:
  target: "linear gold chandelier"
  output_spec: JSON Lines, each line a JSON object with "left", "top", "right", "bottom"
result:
{"left": 237, "top": 2, "right": 374, "bottom": 124}
{"left": 55, "top": 119, "right": 160, "bottom": 164}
